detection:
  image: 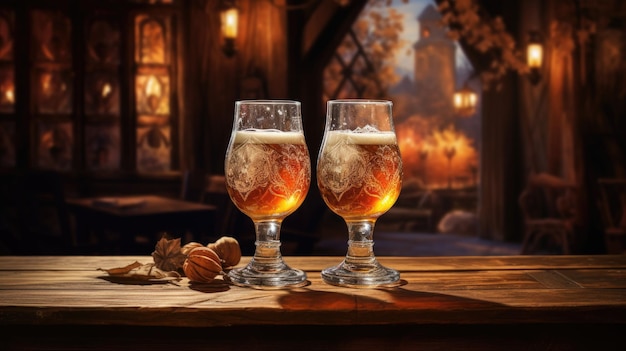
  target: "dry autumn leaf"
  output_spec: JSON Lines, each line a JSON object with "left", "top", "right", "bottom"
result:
{"left": 98, "top": 261, "right": 181, "bottom": 284}
{"left": 152, "top": 237, "right": 187, "bottom": 272}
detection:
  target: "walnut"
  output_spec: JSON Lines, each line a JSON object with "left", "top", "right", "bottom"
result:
{"left": 208, "top": 236, "right": 242, "bottom": 268}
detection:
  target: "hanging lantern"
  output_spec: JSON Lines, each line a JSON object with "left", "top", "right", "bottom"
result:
{"left": 527, "top": 31, "right": 543, "bottom": 85}
{"left": 220, "top": 0, "right": 239, "bottom": 57}
{"left": 453, "top": 84, "right": 477, "bottom": 117}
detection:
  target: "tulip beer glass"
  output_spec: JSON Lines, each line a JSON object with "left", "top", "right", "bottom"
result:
{"left": 225, "top": 100, "right": 310, "bottom": 289}
{"left": 317, "top": 99, "right": 402, "bottom": 287}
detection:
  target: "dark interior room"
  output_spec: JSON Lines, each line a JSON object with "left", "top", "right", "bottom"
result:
{"left": 1, "top": 0, "right": 625, "bottom": 257}
{"left": 1, "top": 0, "right": 626, "bottom": 349}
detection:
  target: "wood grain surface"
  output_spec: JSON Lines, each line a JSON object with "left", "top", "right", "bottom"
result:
{"left": 1, "top": 255, "right": 625, "bottom": 350}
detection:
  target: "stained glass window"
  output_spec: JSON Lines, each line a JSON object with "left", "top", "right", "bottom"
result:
{"left": 0, "top": 9, "right": 14, "bottom": 168}
{"left": 0, "top": 1, "right": 179, "bottom": 173}
{"left": 84, "top": 17, "right": 121, "bottom": 171}
{"left": 34, "top": 68, "right": 74, "bottom": 115}
{"left": 30, "top": 10, "right": 74, "bottom": 170}
{"left": 0, "top": 66, "right": 14, "bottom": 114}
{"left": 85, "top": 122, "right": 120, "bottom": 170}
{"left": 36, "top": 120, "right": 73, "bottom": 170}
{"left": 0, "top": 10, "right": 14, "bottom": 115}
{"left": 134, "top": 13, "right": 173, "bottom": 172}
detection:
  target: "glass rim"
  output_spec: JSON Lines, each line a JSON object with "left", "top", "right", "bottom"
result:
{"left": 236, "top": 99, "right": 301, "bottom": 106}
{"left": 327, "top": 99, "right": 392, "bottom": 105}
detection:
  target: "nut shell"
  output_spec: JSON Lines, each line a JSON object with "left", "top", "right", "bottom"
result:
{"left": 208, "top": 236, "right": 242, "bottom": 267}
{"left": 183, "top": 247, "right": 222, "bottom": 283}
{"left": 181, "top": 241, "right": 204, "bottom": 256}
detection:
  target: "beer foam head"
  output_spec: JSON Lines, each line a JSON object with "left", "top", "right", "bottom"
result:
{"left": 234, "top": 130, "right": 306, "bottom": 144}
{"left": 324, "top": 130, "right": 397, "bottom": 145}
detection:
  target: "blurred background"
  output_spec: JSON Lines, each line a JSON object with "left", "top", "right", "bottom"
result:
{"left": 0, "top": 0, "right": 624, "bottom": 257}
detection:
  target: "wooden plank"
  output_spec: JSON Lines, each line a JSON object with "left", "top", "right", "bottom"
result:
{"left": 2, "top": 272, "right": 626, "bottom": 308}
{"left": 2, "top": 255, "right": 626, "bottom": 329}
{"left": 557, "top": 269, "right": 626, "bottom": 288}
{"left": 0, "top": 269, "right": 542, "bottom": 290}
{"left": 4, "top": 268, "right": 625, "bottom": 292}
{"left": 0, "top": 256, "right": 156, "bottom": 271}
{"left": 526, "top": 270, "right": 583, "bottom": 288}
{"left": 1, "top": 287, "right": 625, "bottom": 326}
{"left": 2, "top": 255, "right": 626, "bottom": 272}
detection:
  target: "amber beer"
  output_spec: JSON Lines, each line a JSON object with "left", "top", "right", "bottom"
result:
{"left": 317, "top": 130, "right": 402, "bottom": 220}
{"left": 225, "top": 130, "right": 311, "bottom": 220}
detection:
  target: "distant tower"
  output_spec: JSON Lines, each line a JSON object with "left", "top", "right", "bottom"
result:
{"left": 413, "top": 4, "right": 456, "bottom": 120}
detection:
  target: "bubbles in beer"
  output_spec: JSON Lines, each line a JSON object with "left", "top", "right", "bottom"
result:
{"left": 353, "top": 124, "right": 380, "bottom": 134}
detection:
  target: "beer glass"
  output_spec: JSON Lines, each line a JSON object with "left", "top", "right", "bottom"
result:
{"left": 225, "top": 100, "right": 310, "bottom": 289}
{"left": 317, "top": 99, "right": 402, "bottom": 287}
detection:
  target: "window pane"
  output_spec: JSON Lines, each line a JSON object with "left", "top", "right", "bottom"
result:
{"left": 34, "top": 68, "right": 73, "bottom": 114}
{"left": 86, "top": 19, "right": 120, "bottom": 65}
{"left": 136, "top": 124, "right": 171, "bottom": 172}
{"left": 135, "top": 14, "right": 169, "bottom": 64}
{"left": 135, "top": 73, "right": 170, "bottom": 115}
{"left": 85, "top": 122, "right": 120, "bottom": 171}
{"left": 31, "top": 10, "right": 72, "bottom": 62}
{"left": 0, "top": 11, "right": 14, "bottom": 61}
{"left": 323, "top": 56, "right": 343, "bottom": 98}
{"left": 134, "top": 12, "right": 173, "bottom": 173}
{"left": 36, "top": 120, "right": 73, "bottom": 170}
{"left": 85, "top": 70, "right": 119, "bottom": 115}
{"left": 0, "top": 65, "right": 14, "bottom": 113}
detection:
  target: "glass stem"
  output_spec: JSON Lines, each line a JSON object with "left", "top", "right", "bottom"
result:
{"left": 344, "top": 220, "right": 378, "bottom": 268}
{"left": 251, "top": 220, "right": 285, "bottom": 270}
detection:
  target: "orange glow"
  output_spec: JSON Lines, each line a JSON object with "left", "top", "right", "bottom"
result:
{"left": 145, "top": 75, "right": 161, "bottom": 97}
{"left": 4, "top": 87, "right": 14, "bottom": 103}
{"left": 221, "top": 7, "right": 238, "bottom": 39}
{"left": 453, "top": 86, "right": 477, "bottom": 117}
{"left": 527, "top": 43, "right": 543, "bottom": 68}
{"left": 41, "top": 73, "right": 51, "bottom": 93}
{"left": 102, "top": 83, "right": 112, "bottom": 98}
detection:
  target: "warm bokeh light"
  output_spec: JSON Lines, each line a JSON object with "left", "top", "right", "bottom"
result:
{"left": 397, "top": 118, "right": 479, "bottom": 190}
{"left": 101, "top": 83, "right": 112, "bottom": 98}
{"left": 527, "top": 43, "right": 543, "bottom": 69}
{"left": 5, "top": 87, "right": 14, "bottom": 103}
{"left": 453, "top": 86, "right": 477, "bottom": 117}
{"left": 221, "top": 7, "right": 238, "bottom": 39}
{"left": 145, "top": 75, "right": 161, "bottom": 97}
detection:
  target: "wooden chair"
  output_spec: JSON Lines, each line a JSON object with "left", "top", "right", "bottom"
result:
{"left": 518, "top": 173, "right": 579, "bottom": 254}
{"left": 598, "top": 178, "right": 626, "bottom": 254}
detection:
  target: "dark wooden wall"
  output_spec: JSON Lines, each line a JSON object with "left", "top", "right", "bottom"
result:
{"left": 180, "top": 0, "right": 366, "bottom": 177}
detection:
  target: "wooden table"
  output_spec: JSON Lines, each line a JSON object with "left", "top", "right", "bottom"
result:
{"left": 1, "top": 255, "right": 625, "bottom": 350}
{"left": 66, "top": 195, "right": 216, "bottom": 253}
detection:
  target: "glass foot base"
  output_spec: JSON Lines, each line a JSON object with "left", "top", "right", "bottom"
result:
{"left": 227, "top": 261, "right": 307, "bottom": 290}
{"left": 321, "top": 260, "right": 400, "bottom": 288}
